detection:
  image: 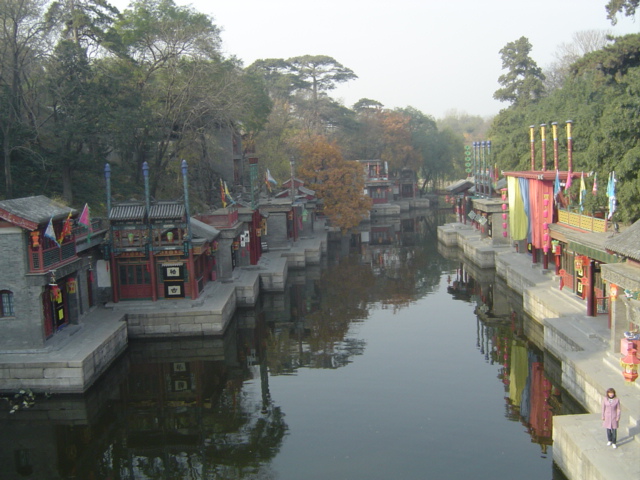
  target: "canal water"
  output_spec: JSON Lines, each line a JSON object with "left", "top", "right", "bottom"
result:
{"left": 0, "top": 211, "right": 582, "bottom": 479}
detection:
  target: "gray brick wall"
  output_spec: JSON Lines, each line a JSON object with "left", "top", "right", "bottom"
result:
{"left": 0, "top": 228, "right": 46, "bottom": 349}
{"left": 265, "top": 212, "right": 289, "bottom": 248}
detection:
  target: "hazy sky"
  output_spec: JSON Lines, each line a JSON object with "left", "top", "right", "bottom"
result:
{"left": 111, "top": 0, "right": 639, "bottom": 119}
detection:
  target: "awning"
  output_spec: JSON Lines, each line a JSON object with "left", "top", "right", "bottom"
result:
{"left": 568, "top": 241, "right": 620, "bottom": 264}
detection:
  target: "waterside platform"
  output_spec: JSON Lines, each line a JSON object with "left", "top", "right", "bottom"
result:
{"left": 438, "top": 222, "right": 639, "bottom": 480}
{"left": 0, "top": 229, "right": 326, "bottom": 394}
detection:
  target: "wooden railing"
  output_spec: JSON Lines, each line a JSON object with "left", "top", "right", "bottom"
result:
{"left": 557, "top": 210, "right": 608, "bottom": 233}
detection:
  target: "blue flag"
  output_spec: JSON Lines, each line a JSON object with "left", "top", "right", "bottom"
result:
{"left": 607, "top": 171, "right": 617, "bottom": 220}
{"left": 44, "top": 217, "right": 60, "bottom": 248}
{"left": 553, "top": 170, "right": 561, "bottom": 205}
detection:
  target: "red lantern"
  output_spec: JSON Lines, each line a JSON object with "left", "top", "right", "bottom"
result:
{"left": 31, "top": 231, "right": 40, "bottom": 248}
{"left": 620, "top": 341, "right": 640, "bottom": 383}
{"left": 50, "top": 284, "right": 60, "bottom": 300}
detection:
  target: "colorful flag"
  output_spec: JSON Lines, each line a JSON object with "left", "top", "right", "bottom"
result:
{"left": 44, "top": 217, "right": 60, "bottom": 248}
{"left": 78, "top": 203, "right": 92, "bottom": 239}
{"left": 592, "top": 172, "right": 597, "bottom": 196}
{"left": 265, "top": 169, "right": 277, "bottom": 192}
{"left": 220, "top": 179, "right": 227, "bottom": 208}
{"left": 565, "top": 170, "right": 572, "bottom": 192}
{"left": 224, "top": 181, "right": 235, "bottom": 205}
{"left": 607, "top": 171, "right": 617, "bottom": 219}
{"left": 579, "top": 172, "right": 586, "bottom": 212}
{"left": 553, "top": 170, "right": 561, "bottom": 205}
{"left": 58, "top": 212, "right": 73, "bottom": 243}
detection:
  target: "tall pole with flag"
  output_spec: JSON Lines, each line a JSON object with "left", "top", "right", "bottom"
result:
{"left": 579, "top": 172, "right": 586, "bottom": 212}
{"left": 607, "top": 171, "right": 617, "bottom": 220}
{"left": 564, "top": 121, "right": 574, "bottom": 201}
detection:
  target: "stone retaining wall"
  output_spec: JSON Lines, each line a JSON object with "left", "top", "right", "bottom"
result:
{"left": 0, "top": 321, "right": 127, "bottom": 394}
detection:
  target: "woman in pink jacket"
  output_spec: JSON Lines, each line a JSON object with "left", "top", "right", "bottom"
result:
{"left": 601, "top": 387, "right": 621, "bottom": 448}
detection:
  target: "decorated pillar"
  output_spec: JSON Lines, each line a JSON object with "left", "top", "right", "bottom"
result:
{"left": 551, "top": 122, "right": 559, "bottom": 171}
{"left": 143, "top": 162, "right": 158, "bottom": 301}
{"left": 566, "top": 120, "right": 573, "bottom": 173}
{"left": 529, "top": 125, "right": 536, "bottom": 171}
{"left": 540, "top": 124, "right": 547, "bottom": 172}
{"left": 501, "top": 189, "right": 508, "bottom": 239}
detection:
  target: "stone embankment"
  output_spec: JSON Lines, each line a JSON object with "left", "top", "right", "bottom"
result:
{"left": 0, "top": 225, "right": 327, "bottom": 394}
{"left": 438, "top": 222, "right": 639, "bottom": 480}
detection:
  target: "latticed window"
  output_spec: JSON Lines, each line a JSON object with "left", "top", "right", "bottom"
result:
{"left": 0, "top": 290, "right": 15, "bottom": 317}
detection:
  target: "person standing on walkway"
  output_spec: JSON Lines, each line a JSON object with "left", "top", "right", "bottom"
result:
{"left": 601, "top": 387, "right": 621, "bottom": 448}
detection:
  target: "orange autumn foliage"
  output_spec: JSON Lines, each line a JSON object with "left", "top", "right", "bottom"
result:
{"left": 297, "top": 135, "right": 372, "bottom": 232}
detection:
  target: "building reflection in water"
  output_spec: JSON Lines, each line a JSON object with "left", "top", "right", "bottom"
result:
{"left": 439, "top": 247, "right": 586, "bottom": 459}
{"left": 0, "top": 314, "right": 286, "bottom": 479}
{"left": 1, "top": 210, "right": 582, "bottom": 479}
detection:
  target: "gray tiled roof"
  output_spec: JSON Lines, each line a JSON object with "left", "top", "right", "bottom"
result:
{"left": 149, "top": 202, "right": 184, "bottom": 219}
{"left": 109, "top": 201, "right": 185, "bottom": 221}
{"left": 109, "top": 203, "right": 145, "bottom": 221}
{"left": 604, "top": 220, "right": 640, "bottom": 261}
{"left": 0, "top": 195, "right": 75, "bottom": 225}
{"left": 191, "top": 217, "right": 219, "bottom": 241}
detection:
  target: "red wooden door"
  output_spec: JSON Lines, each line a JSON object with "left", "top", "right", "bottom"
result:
{"left": 118, "top": 264, "right": 152, "bottom": 299}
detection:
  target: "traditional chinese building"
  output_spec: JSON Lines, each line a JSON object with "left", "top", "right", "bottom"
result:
{"left": 601, "top": 220, "right": 640, "bottom": 353}
{"left": 103, "top": 162, "right": 219, "bottom": 302}
{"left": 0, "top": 196, "right": 102, "bottom": 349}
{"left": 359, "top": 159, "right": 392, "bottom": 204}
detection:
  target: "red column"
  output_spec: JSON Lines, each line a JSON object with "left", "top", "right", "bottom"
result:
{"left": 149, "top": 252, "right": 157, "bottom": 301}
{"left": 586, "top": 260, "right": 595, "bottom": 317}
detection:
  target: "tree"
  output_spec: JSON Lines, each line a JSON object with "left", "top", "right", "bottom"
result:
{"left": 286, "top": 55, "right": 356, "bottom": 134}
{"left": 45, "top": 0, "right": 121, "bottom": 56}
{"left": 416, "top": 128, "right": 464, "bottom": 193}
{"left": 0, "top": 0, "right": 48, "bottom": 198}
{"left": 570, "top": 33, "right": 640, "bottom": 78}
{"left": 114, "top": 0, "right": 224, "bottom": 196}
{"left": 544, "top": 30, "right": 613, "bottom": 91}
{"left": 246, "top": 58, "right": 301, "bottom": 100}
{"left": 494, "top": 37, "right": 546, "bottom": 106}
{"left": 437, "top": 110, "right": 491, "bottom": 141}
{"left": 352, "top": 98, "right": 383, "bottom": 113}
{"left": 606, "top": 0, "right": 640, "bottom": 24}
{"left": 287, "top": 55, "right": 357, "bottom": 102}
{"left": 379, "top": 109, "right": 420, "bottom": 174}
{"left": 41, "top": 39, "right": 106, "bottom": 204}
{"left": 296, "top": 135, "right": 371, "bottom": 232}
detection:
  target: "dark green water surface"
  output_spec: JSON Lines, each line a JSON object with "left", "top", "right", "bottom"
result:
{"left": 1, "top": 212, "right": 579, "bottom": 479}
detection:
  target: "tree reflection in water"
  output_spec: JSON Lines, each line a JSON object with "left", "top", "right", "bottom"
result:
{"left": 0, "top": 210, "right": 579, "bottom": 479}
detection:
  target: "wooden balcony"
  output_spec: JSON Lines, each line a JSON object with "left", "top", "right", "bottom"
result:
{"left": 29, "top": 240, "right": 77, "bottom": 273}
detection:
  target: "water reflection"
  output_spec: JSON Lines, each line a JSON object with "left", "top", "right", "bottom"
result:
{"left": 440, "top": 251, "right": 585, "bottom": 463}
{"left": 0, "top": 211, "right": 579, "bottom": 479}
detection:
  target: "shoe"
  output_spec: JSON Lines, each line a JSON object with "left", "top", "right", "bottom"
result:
{"left": 612, "top": 444, "right": 617, "bottom": 449}
{"left": 607, "top": 441, "right": 612, "bottom": 446}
